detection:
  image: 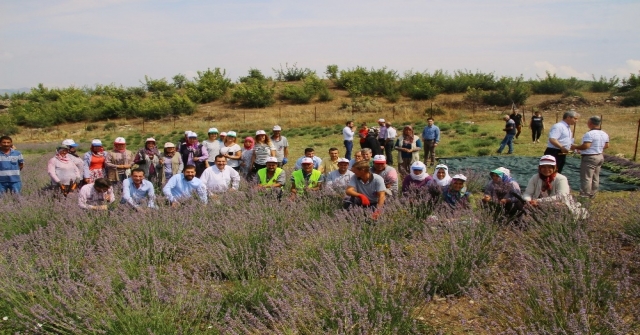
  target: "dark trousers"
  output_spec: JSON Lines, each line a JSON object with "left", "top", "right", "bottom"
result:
{"left": 515, "top": 125, "right": 522, "bottom": 139}
{"left": 531, "top": 126, "right": 543, "bottom": 141}
{"left": 423, "top": 140, "right": 436, "bottom": 165}
{"left": 543, "top": 147, "right": 567, "bottom": 173}
{"left": 384, "top": 140, "right": 394, "bottom": 165}
{"left": 344, "top": 140, "right": 353, "bottom": 160}
{"left": 343, "top": 196, "right": 378, "bottom": 209}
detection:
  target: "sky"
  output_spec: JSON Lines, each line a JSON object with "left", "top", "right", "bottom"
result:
{"left": 1, "top": 0, "right": 639, "bottom": 90}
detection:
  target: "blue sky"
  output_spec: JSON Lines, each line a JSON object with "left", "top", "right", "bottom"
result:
{"left": 1, "top": 0, "right": 639, "bottom": 89}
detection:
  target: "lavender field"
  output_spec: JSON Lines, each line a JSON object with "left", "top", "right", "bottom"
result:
{"left": 1, "top": 154, "right": 639, "bottom": 334}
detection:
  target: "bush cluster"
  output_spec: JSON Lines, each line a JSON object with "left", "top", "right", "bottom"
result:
{"left": 529, "top": 71, "right": 585, "bottom": 94}
{"left": 229, "top": 69, "right": 276, "bottom": 108}
{"left": 279, "top": 74, "right": 332, "bottom": 104}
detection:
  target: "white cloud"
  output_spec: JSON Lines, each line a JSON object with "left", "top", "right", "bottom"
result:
{"left": 608, "top": 59, "right": 640, "bottom": 79}
{"left": 533, "top": 61, "right": 590, "bottom": 80}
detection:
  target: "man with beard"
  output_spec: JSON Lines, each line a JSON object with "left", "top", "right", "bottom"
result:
{"left": 162, "top": 165, "right": 208, "bottom": 206}
{"left": 122, "top": 168, "right": 157, "bottom": 211}
{"left": 256, "top": 156, "right": 286, "bottom": 199}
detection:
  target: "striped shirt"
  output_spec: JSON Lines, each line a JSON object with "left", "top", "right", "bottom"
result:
{"left": 580, "top": 129, "right": 609, "bottom": 155}
{"left": 0, "top": 149, "right": 24, "bottom": 183}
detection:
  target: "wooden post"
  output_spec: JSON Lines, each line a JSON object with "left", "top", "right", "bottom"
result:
{"left": 173, "top": 116, "right": 176, "bottom": 129}
{"left": 244, "top": 110, "right": 246, "bottom": 123}
{"left": 556, "top": 111, "right": 559, "bottom": 123}
{"left": 430, "top": 102, "right": 433, "bottom": 119}
{"left": 600, "top": 114, "right": 603, "bottom": 129}
{"left": 392, "top": 106, "right": 395, "bottom": 120}
{"left": 315, "top": 106, "right": 317, "bottom": 122}
{"left": 279, "top": 107, "right": 281, "bottom": 119}
{"left": 634, "top": 119, "right": 640, "bottom": 161}
{"left": 142, "top": 119, "right": 145, "bottom": 132}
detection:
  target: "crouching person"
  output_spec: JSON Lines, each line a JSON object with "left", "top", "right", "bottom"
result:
{"left": 344, "top": 161, "right": 386, "bottom": 219}
{"left": 122, "top": 168, "right": 157, "bottom": 211}
{"left": 78, "top": 178, "right": 115, "bottom": 211}
{"left": 162, "top": 165, "right": 208, "bottom": 207}
{"left": 255, "top": 157, "right": 286, "bottom": 199}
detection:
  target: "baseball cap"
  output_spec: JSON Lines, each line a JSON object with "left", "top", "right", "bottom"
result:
{"left": 91, "top": 139, "right": 103, "bottom": 147}
{"left": 491, "top": 167, "right": 510, "bottom": 177}
{"left": 62, "top": 139, "right": 78, "bottom": 147}
{"left": 188, "top": 132, "right": 197, "bottom": 138}
{"left": 273, "top": 125, "right": 282, "bottom": 131}
{"left": 452, "top": 174, "right": 467, "bottom": 181}
{"left": 378, "top": 118, "right": 385, "bottom": 123}
{"left": 539, "top": 155, "right": 557, "bottom": 166}
{"left": 337, "top": 158, "right": 350, "bottom": 164}
{"left": 184, "top": 130, "right": 192, "bottom": 135}
{"left": 226, "top": 131, "right": 236, "bottom": 137}
{"left": 256, "top": 130, "right": 266, "bottom": 136}
{"left": 220, "top": 132, "right": 227, "bottom": 136}
{"left": 145, "top": 137, "right": 156, "bottom": 143}
{"left": 164, "top": 142, "right": 176, "bottom": 148}
{"left": 411, "top": 161, "right": 426, "bottom": 171}
{"left": 301, "top": 157, "right": 313, "bottom": 164}
{"left": 114, "top": 137, "right": 126, "bottom": 144}
{"left": 266, "top": 157, "right": 278, "bottom": 163}
{"left": 373, "top": 155, "right": 386, "bottom": 163}
{"left": 208, "top": 128, "right": 219, "bottom": 134}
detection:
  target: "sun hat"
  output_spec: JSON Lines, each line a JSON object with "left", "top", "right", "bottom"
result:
{"left": 91, "top": 139, "right": 103, "bottom": 147}
{"left": 266, "top": 157, "right": 278, "bottom": 163}
{"left": 256, "top": 130, "right": 267, "bottom": 136}
{"left": 114, "top": 137, "right": 126, "bottom": 144}
{"left": 188, "top": 132, "right": 197, "bottom": 138}
{"left": 145, "top": 137, "right": 156, "bottom": 143}
{"left": 184, "top": 130, "right": 192, "bottom": 135}
{"left": 539, "top": 155, "right": 557, "bottom": 166}
{"left": 373, "top": 155, "right": 386, "bottom": 163}
{"left": 301, "top": 157, "right": 313, "bottom": 164}
{"left": 411, "top": 161, "right": 426, "bottom": 170}
{"left": 164, "top": 142, "right": 176, "bottom": 148}
{"left": 273, "top": 125, "right": 282, "bottom": 131}
{"left": 226, "top": 131, "right": 237, "bottom": 137}
{"left": 62, "top": 139, "right": 78, "bottom": 147}
{"left": 337, "top": 158, "right": 350, "bottom": 164}
{"left": 452, "top": 174, "right": 467, "bottom": 181}
{"left": 378, "top": 118, "right": 385, "bottom": 123}
{"left": 208, "top": 127, "right": 219, "bottom": 134}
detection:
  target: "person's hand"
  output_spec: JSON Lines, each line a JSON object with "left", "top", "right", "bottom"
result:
{"left": 171, "top": 201, "right": 180, "bottom": 208}
{"left": 482, "top": 195, "right": 491, "bottom": 202}
{"left": 357, "top": 194, "right": 370, "bottom": 206}
{"left": 500, "top": 199, "right": 509, "bottom": 205}
{"left": 123, "top": 164, "right": 131, "bottom": 169}
{"left": 282, "top": 158, "right": 288, "bottom": 165}
{"left": 372, "top": 209, "right": 382, "bottom": 220}
{"left": 560, "top": 147, "right": 569, "bottom": 154}
{"left": 104, "top": 193, "right": 111, "bottom": 202}
{"left": 94, "top": 205, "right": 108, "bottom": 210}
{"left": 528, "top": 200, "right": 538, "bottom": 207}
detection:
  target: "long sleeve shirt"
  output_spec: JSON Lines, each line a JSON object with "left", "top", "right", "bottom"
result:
{"left": 199, "top": 166, "right": 240, "bottom": 194}
{"left": 122, "top": 178, "right": 156, "bottom": 208}
{"left": 421, "top": 125, "right": 441, "bottom": 143}
{"left": 47, "top": 157, "right": 81, "bottom": 184}
{"left": 162, "top": 174, "right": 208, "bottom": 204}
{"left": 78, "top": 184, "right": 115, "bottom": 209}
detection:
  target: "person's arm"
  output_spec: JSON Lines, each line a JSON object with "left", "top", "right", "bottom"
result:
{"left": 345, "top": 185, "right": 359, "bottom": 197}
{"left": 178, "top": 158, "right": 184, "bottom": 174}
{"left": 147, "top": 184, "right": 156, "bottom": 208}
{"left": 162, "top": 176, "right": 177, "bottom": 203}
{"left": 289, "top": 175, "right": 298, "bottom": 195}
{"left": 283, "top": 146, "right": 289, "bottom": 162}
{"left": 549, "top": 138, "right": 569, "bottom": 153}
{"left": 122, "top": 179, "right": 138, "bottom": 208}
{"left": 134, "top": 151, "right": 144, "bottom": 164}
{"left": 604, "top": 141, "right": 609, "bottom": 150}
{"left": 230, "top": 169, "right": 240, "bottom": 190}
{"left": 435, "top": 128, "right": 440, "bottom": 144}
{"left": 197, "top": 146, "right": 209, "bottom": 162}
{"left": 571, "top": 141, "right": 591, "bottom": 151}
{"left": 47, "top": 158, "right": 61, "bottom": 183}
{"left": 78, "top": 186, "right": 90, "bottom": 209}
{"left": 250, "top": 150, "right": 256, "bottom": 168}
{"left": 376, "top": 191, "right": 386, "bottom": 208}
{"left": 228, "top": 147, "right": 242, "bottom": 160}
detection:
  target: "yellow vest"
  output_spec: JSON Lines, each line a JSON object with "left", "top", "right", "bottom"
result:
{"left": 257, "top": 167, "right": 283, "bottom": 186}
{"left": 292, "top": 169, "right": 321, "bottom": 193}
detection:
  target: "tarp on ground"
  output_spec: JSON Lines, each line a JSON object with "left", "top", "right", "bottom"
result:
{"left": 438, "top": 155, "right": 638, "bottom": 192}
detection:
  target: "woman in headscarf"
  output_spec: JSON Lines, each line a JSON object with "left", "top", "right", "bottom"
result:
{"left": 402, "top": 161, "right": 431, "bottom": 194}
{"left": 358, "top": 122, "right": 369, "bottom": 149}
{"left": 427, "top": 164, "right": 452, "bottom": 197}
{"left": 179, "top": 132, "right": 208, "bottom": 177}
{"left": 240, "top": 136, "right": 255, "bottom": 179}
{"left": 159, "top": 142, "right": 183, "bottom": 186}
{"left": 133, "top": 138, "right": 161, "bottom": 184}
{"left": 48, "top": 145, "right": 81, "bottom": 196}
{"left": 395, "top": 125, "right": 422, "bottom": 176}
{"left": 105, "top": 137, "right": 134, "bottom": 184}
{"left": 83, "top": 139, "right": 108, "bottom": 184}
{"left": 441, "top": 174, "right": 471, "bottom": 209}
{"left": 482, "top": 167, "right": 524, "bottom": 223}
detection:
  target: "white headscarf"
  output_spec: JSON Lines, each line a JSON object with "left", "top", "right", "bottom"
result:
{"left": 409, "top": 161, "right": 429, "bottom": 181}
{"left": 433, "top": 164, "right": 452, "bottom": 186}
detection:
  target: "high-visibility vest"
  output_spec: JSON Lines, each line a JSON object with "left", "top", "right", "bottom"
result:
{"left": 292, "top": 169, "right": 321, "bottom": 193}
{"left": 257, "top": 167, "right": 283, "bottom": 187}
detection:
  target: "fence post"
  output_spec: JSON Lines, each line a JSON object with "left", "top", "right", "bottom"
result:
{"left": 601, "top": 114, "right": 603, "bottom": 129}
{"left": 142, "top": 119, "right": 145, "bottom": 132}
{"left": 634, "top": 118, "right": 640, "bottom": 161}
{"left": 244, "top": 110, "right": 246, "bottom": 123}
{"left": 315, "top": 106, "right": 317, "bottom": 122}
{"left": 556, "top": 111, "right": 559, "bottom": 123}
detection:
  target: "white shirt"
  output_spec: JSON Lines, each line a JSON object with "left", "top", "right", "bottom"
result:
{"left": 200, "top": 165, "right": 240, "bottom": 194}
{"left": 385, "top": 127, "right": 397, "bottom": 140}
{"left": 343, "top": 126, "right": 354, "bottom": 141}
{"left": 326, "top": 169, "right": 355, "bottom": 189}
{"left": 580, "top": 129, "right": 609, "bottom": 155}
{"left": 547, "top": 121, "right": 573, "bottom": 150}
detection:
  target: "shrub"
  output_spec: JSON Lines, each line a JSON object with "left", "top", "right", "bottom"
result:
{"left": 325, "top": 64, "right": 339, "bottom": 80}
{"left": 169, "top": 93, "right": 197, "bottom": 115}
{"left": 399, "top": 71, "right": 440, "bottom": 100}
{"left": 273, "top": 63, "right": 314, "bottom": 81}
{"left": 477, "top": 148, "right": 491, "bottom": 156}
{"left": 618, "top": 72, "right": 640, "bottom": 93}
{"left": 342, "top": 96, "right": 383, "bottom": 113}
{"left": 104, "top": 122, "right": 117, "bottom": 131}
{"left": 482, "top": 76, "right": 530, "bottom": 106}
{"left": 230, "top": 78, "right": 276, "bottom": 108}
{"left": 589, "top": 75, "right": 619, "bottom": 93}
{"left": 317, "top": 87, "right": 334, "bottom": 102}
{"left": 530, "top": 71, "right": 569, "bottom": 94}
{"left": 239, "top": 68, "right": 267, "bottom": 83}
{"left": 185, "top": 68, "right": 233, "bottom": 103}
{"left": 142, "top": 76, "right": 174, "bottom": 96}
{"left": 90, "top": 95, "right": 125, "bottom": 120}
{"left": 424, "top": 105, "right": 446, "bottom": 116}
{"left": 85, "top": 124, "right": 98, "bottom": 131}
{"left": 335, "top": 66, "right": 400, "bottom": 97}
{"left": 0, "top": 114, "right": 19, "bottom": 135}
{"left": 172, "top": 74, "right": 188, "bottom": 89}
{"left": 562, "top": 89, "right": 584, "bottom": 98}
{"left": 619, "top": 88, "right": 640, "bottom": 107}
{"left": 444, "top": 70, "right": 497, "bottom": 93}
{"left": 279, "top": 84, "right": 313, "bottom": 104}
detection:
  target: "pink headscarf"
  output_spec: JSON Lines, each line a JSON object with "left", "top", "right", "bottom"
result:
{"left": 243, "top": 137, "right": 255, "bottom": 150}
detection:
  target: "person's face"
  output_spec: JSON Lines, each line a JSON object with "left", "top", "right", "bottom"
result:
{"left": 184, "top": 168, "right": 196, "bottom": 181}
{"left": 220, "top": 135, "right": 227, "bottom": 142}
{"left": 257, "top": 134, "right": 266, "bottom": 142}
{"left": 362, "top": 151, "right": 371, "bottom": 161}
{"left": 115, "top": 143, "right": 126, "bottom": 150}
{"left": 491, "top": 173, "right": 502, "bottom": 183}
{"left": 338, "top": 162, "right": 349, "bottom": 173}
{"left": 92, "top": 145, "right": 103, "bottom": 153}
{"left": 565, "top": 115, "right": 578, "bottom": 125}
{"left": 412, "top": 168, "right": 423, "bottom": 176}
{"left": 95, "top": 186, "right": 109, "bottom": 193}
{"left": 58, "top": 148, "right": 69, "bottom": 157}
{"left": 436, "top": 169, "right": 445, "bottom": 179}
{"left": 266, "top": 162, "right": 277, "bottom": 172}
{"left": 378, "top": 121, "right": 384, "bottom": 126}
{"left": 208, "top": 133, "right": 218, "bottom": 140}
{"left": 68, "top": 146, "right": 77, "bottom": 154}
{"left": 539, "top": 165, "right": 556, "bottom": 177}
{"left": 215, "top": 157, "right": 227, "bottom": 170}
{"left": 131, "top": 171, "right": 145, "bottom": 185}
{"left": 305, "top": 151, "right": 315, "bottom": 158}
{"left": 348, "top": 122, "right": 354, "bottom": 128}
{"left": 225, "top": 136, "right": 234, "bottom": 143}
{"left": 329, "top": 150, "right": 339, "bottom": 161}
{"left": 146, "top": 141, "right": 156, "bottom": 149}
{"left": 428, "top": 119, "right": 434, "bottom": 126}
{"left": 272, "top": 130, "right": 281, "bottom": 137}
{"left": 302, "top": 163, "right": 313, "bottom": 173}
{"left": 188, "top": 137, "right": 197, "bottom": 144}
{"left": 451, "top": 180, "right": 465, "bottom": 192}
{"left": 165, "top": 147, "right": 175, "bottom": 155}
{"left": 354, "top": 166, "right": 369, "bottom": 179}
{"left": 1, "top": 139, "right": 13, "bottom": 151}
{"left": 404, "top": 128, "right": 412, "bottom": 136}
{"left": 373, "top": 162, "right": 386, "bottom": 172}
{"left": 355, "top": 152, "right": 363, "bottom": 161}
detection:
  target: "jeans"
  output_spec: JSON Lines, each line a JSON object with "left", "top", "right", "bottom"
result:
{"left": 0, "top": 181, "right": 21, "bottom": 194}
{"left": 343, "top": 140, "right": 353, "bottom": 160}
{"left": 497, "top": 134, "right": 514, "bottom": 154}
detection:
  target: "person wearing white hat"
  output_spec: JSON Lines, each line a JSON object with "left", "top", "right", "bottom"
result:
{"left": 105, "top": 137, "right": 134, "bottom": 183}
{"left": 133, "top": 138, "right": 161, "bottom": 184}
{"left": 83, "top": 139, "right": 108, "bottom": 184}
{"left": 325, "top": 157, "right": 354, "bottom": 190}
{"left": 271, "top": 125, "right": 289, "bottom": 167}
{"left": 377, "top": 118, "right": 388, "bottom": 149}
{"left": 255, "top": 156, "right": 286, "bottom": 199}
{"left": 220, "top": 131, "right": 242, "bottom": 171}
{"left": 441, "top": 174, "right": 471, "bottom": 209}
{"left": 290, "top": 157, "right": 324, "bottom": 197}
{"left": 200, "top": 154, "right": 241, "bottom": 195}
{"left": 62, "top": 139, "right": 84, "bottom": 183}
{"left": 371, "top": 154, "right": 398, "bottom": 196}
{"left": 47, "top": 145, "right": 81, "bottom": 196}
{"left": 401, "top": 161, "right": 431, "bottom": 195}
{"left": 159, "top": 142, "right": 183, "bottom": 186}
{"left": 203, "top": 128, "right": 221, "bottom": 168}
{"left": 179, "top": 132, "right": 209, "bottom": 178}
{"left": 294, "top": 148, "right": 322, "bottom": 171}
{"left": 249, "top": 130, "right": 276, "bottom": 181}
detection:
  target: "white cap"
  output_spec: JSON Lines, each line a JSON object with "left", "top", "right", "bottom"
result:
{"left": 220, "top": 132, "right": 227, "bottom": 136}
{"left": 495, "top": 166, "right": 511, "bottom": 177}
{"left": 188, "top": 132, "right": 197, "bottom": 138}
{"left": 256, "top": 130, "right": 267, "bottom": 136}
{"left": 378, "top": 118, "right": 385, "bottom": 123}
{"left": 373, "top": 155, "right": 386, "bottom": 163}
{"left": 184, "top": 130, "right": 192, "bottom": 135}
{"left": 539, "top": 155, "right": 557, "bottom": 166}
{"left": 337, "top": 158, "right": 350, "bottom": 164}
{"left": 411, "top": 161, "right": 426, "bottom": 170}
{"left": 62, "top": 139, "right": 78, "bottom": 147}
{"left": 114, "top": 137, "right": 126, "bottom": 144}
{"left": 164, "top": 142, "right": 176, "bottom": 148}
{"left": 226, "top": 131, "right": 236, "bottom": 137}
{"left": 301, "top": 157, "right": 314, "bottom": 164}
{"left": 452, "top": 174, "right": 467, "bottom": 181}
{"left": 266, "top": 157, "right": 278, "bottom": 163}
{"left": 91, "top": 139, "right": 103, "bottom": 147}
{"left": 208, "top": 128, "right": 219, "bottom": 134}
{"left": 273, "top": 125, "right": 282, "bottom": 131}
{"left": 145, "top": 137, "right": 156, "bottom": 143}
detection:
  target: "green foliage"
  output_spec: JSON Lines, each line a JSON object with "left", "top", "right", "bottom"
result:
{"left": 325, "top": 64, "right": 339, "bottom": 80}
{"left": 335, "top": 66, "right": 400, "bottom": 97}
{"left": 477, "top": 148, "right": 491, "bottom": 156}
{"left": 90, "top": 95, "right": 125, "bottom": 120}
{"left": 530, "top": 71, "right": 584, "bottom": 94}
{"left": 279, "top": 75, "right": 331, "bottom": 104}
{"left": 341, "top": 96, "right": 383, "bottom": 113}
{"left": 618, "top": 72, "right": 640, "bottom": 93}
{"left": 443, "top": 70, "right": 497, "bottom": 93}
{"left": 400, "top": 71, "right": 440, "bottom": 100}
{"left": 619, "top": 88, "right": 640, "bottom": 107}
{"left": 169, "top": 93, "right": 196, "bottom": 115}
{"left": 424, "top": 105, "right": 446, "bottom": 116}
{"left": 142, "top": 76, "right": 174, "bottom": 96}
{"left": 104, "top": 122, "right": 117, "bottom": 131}
{"left": 185, "top": 68, "right": 233, "bottom": 103}
{"left": 9, "top": 87, "right": 92, "bottom": 127}
{"left": 482, "top": 76, "right": 530, "bottom": 106}
{"left": 230, "top": 78, "right": 275, "bottom": 108}
{"left": 0, "top": 114, "right": 19, "bottom": 135}
{"left": 137, "top": 96, "right": 172, "bottom": 120}
{"left": 464, "top": 87, "right": 484, "bottom": 105}
{"left": 561, "top": 89, "right": 584, "bottom": 98}
{"left": 85, "top": 124, "right": 98, "bottom": 131}
{"left": 239, "top": 68, "right": 267, "bottom": 83}
{"left": 589, "top": 75, "right": 619, "bottom": 93}
{"left": 172, "top": 74, "right": 188, "bottom": 89}
{"left": 273, "top": 62, "right": 315, "bottom": 81}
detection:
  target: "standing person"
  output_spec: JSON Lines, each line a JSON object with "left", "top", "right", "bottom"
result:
{"left": 78, "top": 178, "right": 114, "bottom": 210}
{"left": 362, "top": 129, "right": 383, "bottom": 156}
{"left": 344, "top": 160, "right": 386, "bottom": 216}
{"left": 47, "top": 146, "right": 81, "bottom": 196}
{"left": 83, "top": 139, "right": 107, "bottom": 184}
{"left": 371, "top": 155, "right": 399, "bottom": 197}
{"left": 62, "top": 139, "right": 84, "bottom": 183}
{"left": 177, "top": 130, "right": 192, "bottom": 152}
{"left": 220, "top": 131, "right": 242, "bottom": 172}
{"left": 240, "top": 137, "right": 255, "bottom": 179}
{"left": 105, "top": 137, "right": 134, "bottom": 184}
{"left": 162, "top": 165, "right": 208, "bottom": 206}
{"left": 358, "top": 122, "right": 369, "bottom": 149}
{"left": 342, "top": 120, "right": 355, "bottom": 160}
{"left": 203, "top": 128, "right": 221, "bottom": 168}
{"left": 377, "top": 118, "right": 387, "bottom": 151}
{"left": 294, "top": 148, "right": 322, "bottom": 170}
{"left": 219, "top": 132, "right": 227, "bottom": 145}
{"left": 159, "top": 142, "right": 183, "bottom": 186}
{"left": 319, "top": 147, "right": 340, "bottom": 175}
{"left": 200, "top": 155, "right": 241, "bottom": 195}
{"left": 571, "top": 116, "right": 609, "bottom": 198}
{"left": 255, "top": 156, "right": 286, "bottom": 198}
{"left": 133, "top": 138, "right": 161, "bottom": 185}
{"left": 122, "top": 168, "right": 157, "bottom": 211}
{"left": 271, "top": 125, "right": 289, "bottom": 167}
{"left": 179, "top": 132, "right": 208, "bottom": 178}
{"left": 421, "top": 118, "right": 440, "bottom": 166}
{"left": 325, "top": 158, "right": 354, "bottom": 191}
{"left": 384, "top": 121, "right": 397, "bottom": 165}
{"left": 530, "top": 110, "right": 545, "bottom": 143}
{"left": 290, "top": 157, "right": 324, "bottom": 197}
{"left": 250, "top": 130, "right": 276, "bottom": 181}
{"left": 395, "top": 125, "right": 422, "bottom": 176}
{"left": 497, "top": 115, "right": 516, "bottom": 155}
{"left": 544, "top": 110, "right": 579, "bottom": 173}
{"left": 510, "top": 108, "right": 523, "bottom": 140}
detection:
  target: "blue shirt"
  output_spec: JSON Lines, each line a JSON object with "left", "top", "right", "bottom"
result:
{"left": 162, "top": 174, "right": 208, "bottom": 204}
{"left": 547, "top": 120, "right": 572, "bottom": 150}
{"left": 0, "top": 149, "right": 24, "bottom": 183}
{"left": 294, "top": 156, "right": 322, "bottom": 170}
{"left": 421, "top": 125, "right": 441, "bottom": 143}
{"left": 122, "top": 178, "right": 157, "bottom": 208}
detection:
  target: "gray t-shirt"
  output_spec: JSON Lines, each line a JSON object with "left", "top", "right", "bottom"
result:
{"left": 326, "top": 170, "right": 355, "bottom": 190}
{"left": 202, "top": 140, "right": 221, "bottom": 161}
{"left": 348, "top": 173, "right": 386, "bottom": 202}
{"left": 271, "top": 136, "right": 289, "bottom": 162}
{"left": 371, "top": 165, "right": 399, "bottom": 196}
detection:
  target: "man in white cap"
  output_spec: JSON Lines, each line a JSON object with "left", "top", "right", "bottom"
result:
{"left": 371, "top": 154, "right": 398, "bottom": 196}
{"left": 256, "top": 156, "right": 286, "bottom": 198}
{"left": 105, "top": 137, "right": 134, "bottom": 183}
{"left": 162, "top": 164, "right": 208, "bottom": 206}
{"left": 271, "top": 125, "right": 289, "bottom": 167}
{"left": 199, "top": 154, "right": 241, "bottom": 195}
{"left": 203, "top": 128, "right": 221, "bottom": 168}
{"left": 62, "top": 139, "right": 84, "bottom": 184}
{"left": 377, "top": 118, "right": 387, "bottom": 149}
{"left": 325, "top": 157, "right": 354, "bottom": 190}
{"left": 290, "top": 157, "right": 324, "bottom": 197}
